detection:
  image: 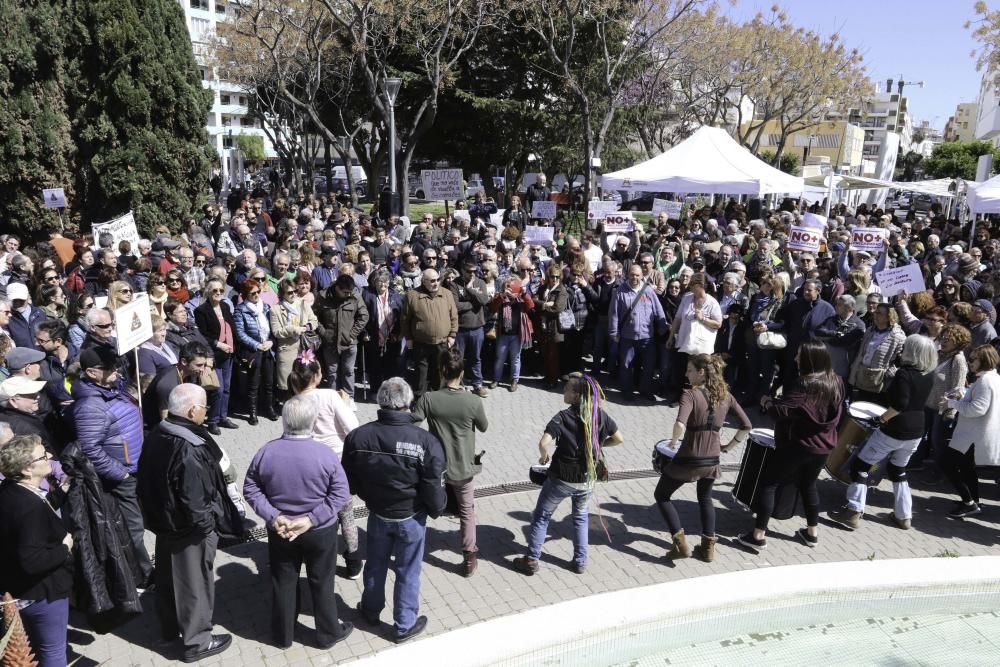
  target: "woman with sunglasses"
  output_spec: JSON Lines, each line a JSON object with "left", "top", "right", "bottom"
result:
{"left": 147, "top": 272, "right": 169, "bottom": 319}
{"left": 35, "top": 284, "right": 68, "bottom": 325}
{"left": 233, "top": 278, "right": 278, "bottom": 424}
{"left": 66, "top": 293, "right": 95, "bottom": 359}
{"left": 270, "top": 278, "right": 319, "bottom": 401}
{"left": 195, "top": 278, "right": 240, "bottom": 431}
{"left": 106, "top": 280, "right": 134, "bottom": 311}
{"left": 935, "top": 277, "right": 962, "bottom": 308}
{"left": 165, "top": 271, "right": 191, "bottom": 304}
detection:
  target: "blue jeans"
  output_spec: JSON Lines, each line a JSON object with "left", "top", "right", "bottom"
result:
{"left": 526, "top": 477, "right": 591, "bottom": 567}
{"left": 209, "top": 355, "right": 233, "bottom": 424}
{"left": 494, "top": 334, "right": 523, "bottom": 382}
{"left": 455, "top": 327, "right": 485, "bottom": 388}
{"left": 360, "top": 513, "right": 426, "bottom": 636}
{"left": 618, "top": 337, "right": 655, "bottom": 396}
{"left": 19, "top": 597, "right": 69, "bottom": 667}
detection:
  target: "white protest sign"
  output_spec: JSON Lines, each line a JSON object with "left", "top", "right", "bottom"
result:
{"left": 801, "top": 212, "right": 827, "bottom": 230}
{"left": 851, "top": 227, "right": 886, "bottom": 253}
{"left": 115, "top": 292, "right": 153, "bottom": 355}
{"left": 421, "top": 169, "right": 465, "bottom": 200}
{"left": 43, "top": 188, "right": 66, "bottom": 209}
{"left": 652, "top": 198, "right": 669, "bottom": 216}
{"left": 531, "top": 200, "right": 557, "bottom": 220}
{"left": 876, "top": 263, "right": 924, "bottom": 298}
{"left": 664, "top": 201, "right": 683, "bottom": 219}
{"left": 452, "top": 209, "right": 471, "bottom": 223}
{"left": 92, "top": 211, "right": 140, "bottom": 257}
{"left": 490, "top": 210, "right": 505, "bottom": 227}
{"left": 523, "top": 225, "right": 555, "bottom": 246}
{"left": 587, "top": 199, "right": 618, "bottom": 221}
{"left": 787, "top": 225, "right": 821, "bottom": 252}
{"left": 604, "top": 212, "right": 635, "bottom": 233}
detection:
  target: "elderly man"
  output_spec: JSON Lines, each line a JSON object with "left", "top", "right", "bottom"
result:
{"left": 342, "top": 378, "right": 447, "bottom": 644}
{"left": 402, "top": 269, "right": 459, "bottom": 399}
{"left": 609, "top": 264, "right": 667, "bottom": 401}
{"left": 268, "top": 252, "right": 295, "bottom": 292}
{"left": 5, "top": 282, "right": 45, "bottom": 349}
{"left": 315, "top": 274, "right": 369, "bottom": 400}
{"left": 717, "top": 272, "right": 749, "bottom": 315}
{"left": 177, "top": 247, "right": 205, "bottom": 296}
{"left": 815, "top": 294, "right": 866, "bottom": 384}
{"left": 137, "top": 383, "right": 240, "bottom": 663}
{"left": 636, "top": 252, "right": 666, "bottom": 295}
{"left": 244, "top": 396, "right": 354, "bottom": 649}
{"left": 79, "top": 306, "right": 135, "bottom": 382}
{"left": 0, "top": 375, "right": 51, "bottom": 441}
{"left": 312, "top": 246, "right": 341, "bottom": 291}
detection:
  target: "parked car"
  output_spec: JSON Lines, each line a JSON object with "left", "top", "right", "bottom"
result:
{"left": 911, "top": 194, "right": 934, "bottom": 213}
{"left": 895, "top": 192, "right": 912, "bottom": 209}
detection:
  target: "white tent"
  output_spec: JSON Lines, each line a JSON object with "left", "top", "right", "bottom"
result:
{"left": 968, "top": 174, "right": 1000, "bottom": 214}
{"left": 601, "top": 126, "right": 804, "bottom": 196}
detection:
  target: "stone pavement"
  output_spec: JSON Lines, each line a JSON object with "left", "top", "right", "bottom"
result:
{"left": 66, "top": 378, "right": 1000, "bottom": 666}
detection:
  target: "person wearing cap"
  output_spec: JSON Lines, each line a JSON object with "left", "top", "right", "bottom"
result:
{"left": 836, "top": 236, "right": 887, "bottom": 281}
{"left": 941, "top": 244, "right": 964, "bottom": 277}
{"left": 312, "top": 245, "right": 341, "bottom": 290}
{"left": 955, "top": 253, "right": 983, "bottom": 302}
{"left": 969, "top": 300, "right": 998, "bottom": 350}
{"left": 5, "top": 281, "right": 45, "bottom": 350}
{"left": 69, "top": 346, "right": 153, "bottom": 587}
{"left": 4, "top": 345, "right": 57, "bottom": 418}
{"left": 0, "top": 375, "right": 53, "bottom": 443}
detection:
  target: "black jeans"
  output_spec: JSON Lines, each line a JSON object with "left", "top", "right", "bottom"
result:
{"left": 942, "top": 445, "right": 980, "bottom": 504}
{"left": 245, "top": 351, "right": 276, "bottom": 415}
{"left": 411, "top": 341, "right": 446, "bottom": 398}
{"left": 753, "top": 447, "right": 827, "bottom": 530}
{"left": 654, "top": 475, "right": 715, "bottom": 537}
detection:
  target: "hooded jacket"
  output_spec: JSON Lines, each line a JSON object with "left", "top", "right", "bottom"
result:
{"left": 69, "top": 379, "right": 144, "bottom": 481}
{"left": 767, "top": 377, "right": 844, "bottom": 455}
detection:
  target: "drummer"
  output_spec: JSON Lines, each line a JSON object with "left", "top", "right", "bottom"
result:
{"left": 738, "top": 341, "right": 844, "bottom": 552}
{"left": 829, "top": 334, "right": 937, "bottom": 531}
{"left": 655, "top": 355, "right": 751, "bottom": 563}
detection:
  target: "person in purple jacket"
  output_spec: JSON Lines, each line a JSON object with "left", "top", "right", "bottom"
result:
{"left": 244, "top": 396, "right": 354, "bottom": 650}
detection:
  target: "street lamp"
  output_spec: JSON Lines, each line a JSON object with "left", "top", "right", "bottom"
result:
{"left": 384, "top": 77, "right": 402, "bottom": 206}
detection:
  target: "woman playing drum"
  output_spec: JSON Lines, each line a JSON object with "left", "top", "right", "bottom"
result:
{"left": 738, "top": 341, "right": 844, "bottom": 551}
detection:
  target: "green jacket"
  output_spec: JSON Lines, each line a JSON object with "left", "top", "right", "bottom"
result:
{"left": 413, "top": 387, "right": 488, "bottom": 483}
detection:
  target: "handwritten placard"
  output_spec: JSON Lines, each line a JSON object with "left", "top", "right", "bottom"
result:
{"left": 531, "top": 200, "right": 557, "bottom": 220}
{"left": 786, "top": 225, "right": 821, "bottom": 252}
{"left": 587, "top": 199, "right": 619, "bottom": 221}
{"left": 851, "top": 227, "right": 886, "bottom": 253}
{"left": 604, "top": 212, "right": 635, "bottom": 233}
{"left": 876, "top": 263, "right": 924, "bottom": 298}
{"left": 523, "top": 225, "right": 555, "bottom": 246}
{"left": 92, "top": 211, "right": 140, "bottom": 257}
{"left": 421, "top": 169, "right": 465, "bottom": 200}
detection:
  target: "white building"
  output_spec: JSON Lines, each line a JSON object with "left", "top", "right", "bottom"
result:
{"left": 975, "top": 69, "right": 1000, "bottom": 147}
{"left": 848, "top": 79, "right": 915, "bottom": 165}
{"left": 178, "top": 0, "right": 280, "bottom": 187}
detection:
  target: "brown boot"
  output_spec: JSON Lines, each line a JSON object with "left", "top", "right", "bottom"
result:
{"left": 693, "top": 535, "right": 717, "bottom": 563}
{"left": 666, "top": 529, "right": 691, "bottom": 560}
{"left": 462, "top": 550, "right": 478, "bottom": 577}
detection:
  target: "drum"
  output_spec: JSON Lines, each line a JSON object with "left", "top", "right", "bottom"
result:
{"left": 732, "top": 428, "right": 798, "bottom": 520}
{"left": 826, "top": 401, "right": 886, "bottom": 485}
{"left": 652, "top": 439, "right": 678, "bottom": 473}
{"left": 529, "top": 464, "right": 550, "bottom": 486}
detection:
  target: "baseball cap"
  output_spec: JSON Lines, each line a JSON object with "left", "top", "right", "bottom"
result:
{"left": 5, "top": 347, "right": 45, "bottom": 371}
{"left": 79, "top": 347, "right": 119, "bottom": 371}
{"left": 0, "top": 376, "right": 47, "bottom": 402}
{"left": 944, "top": 244, "right": 963, "bottom": 253}
{"left": 5, "top": 282, "right": 28, "bottom": 301}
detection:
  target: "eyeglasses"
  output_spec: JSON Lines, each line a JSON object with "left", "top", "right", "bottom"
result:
{"left": 249, "top": 290, "right": 261, "bottom": 296}
{"left": 34, "top": 336, "right": 51, "bottom": 345}
{"left": 28, "top": 450, "right": 51, "bottom": 464}
{"left": 94, "top": 322, "right": 114, "bottom": 330}
{"left": 640, "top": 260, "right": 653, "bottom": 265}
{"left": 425, "top": 255, "right": 438, "bottom": 260}
{"left": 119, "top": 288, "right": 132, "bottom": 294}
{"left": 17, "top": 393, "right": 41, "bottom": 402}
{"left": 44, "top": 275, "right": 59, "bottom": 282}
{"left": 283, "top": 291, "right": 295, "bottom": 296}
{"left": 194, "top": 259, "right": 206, "bottom": 265}
{"left": 210, "top": 289, "right": 223, "bottom": 295}
{"left": 167, "top": 278, "right": 182, "bottom": 284}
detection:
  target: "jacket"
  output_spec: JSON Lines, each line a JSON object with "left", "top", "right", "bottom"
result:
{"left": 69, "top": 379, "right": 144, "bottom": 481}
{"left": 137, "top": 416, "right": 243, "bottom": 540}
{"left": 608, "top": 283, "right": 667, "bottom": 342}
{"left": 314, "top": 287, "right": 368, "bottom": 351}
{"left": 164, "top": 320, "right": 210, "bottom": 356}
{"left": 948, "top": 369, "right": 1000, "bottom": 466}
{"left": 814, "top": 313, "right": 866, "bottom": 380}
{"left": 342, "top": 409, "right": 447, "bottom": 520}
{"left": 233, "top": 301, "right": 272, "bottom": 355}
{"left": 194, "top": 299, "right": 236, "bottom": 366}
{"left": 449, "top": 277, "right": 490, "bottom": 330}
{"left": 0, "top": 480, "right": 74, "bottom": 603}
{"left": 401, "top": 286, "right": 458, "bottom": 345}
{"left": 59, "top": 442, "right": 143, "bottom": 632}
{"left": 8, "top": 304, "right": 46, "bottom": 349}
{"left": 769, "top": 296, "right": 835, "bottom": 352}
{"left": 767, "top": 378, "right": 843, "bottom": 455}
{"left": 363, "top": 289, "right": 404, "bottom": 341}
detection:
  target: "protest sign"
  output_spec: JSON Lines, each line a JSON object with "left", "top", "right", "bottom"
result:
{"left": 787, "top": 225, "right": 821, "bottom": 252}
{"left": 587, "top": 199, "right": 618, "bottom": 221}
{"left": 523, "top": 225, "right": 555, "bottom": 246}
{"left": 421, "top": 169, "right": 465, "bottom": 200}
{"left": 43, "top": 188, "right": 66, "bottom": 209}
{"left": 490, "top": 210, "right": 505, "bottom": 227}
{"left": 851, "top": 227, "right": 886, "bottom": 253}
{"left": 801, "top": 212, "right": 827, "bottom": 230}
{"left": 604, "top": 212, "right": 635, "bottom": 233}
{"left": 115, "top": 292, "right": 153, "bottom": 355}
{"left": 651, "top": 199, "right": 683, "bottom": 220}
{"left": 92, "top": 211, "right": 140, "bottom": 257}
{"left": 452, "top": 209, "right": 471, "bottom": 223}
{"left": 876, "top": 263, "right": 924, "bottom": 298}
{"left": 531, "top": 201, "right": 557, "bottom": 220}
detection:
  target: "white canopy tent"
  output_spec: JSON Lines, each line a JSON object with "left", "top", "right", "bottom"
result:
{"left": 967, "top": 175, "right": 1000, "bottom": 214}
{"left": 601, "top": 126, "right": 804, "bottom": 196}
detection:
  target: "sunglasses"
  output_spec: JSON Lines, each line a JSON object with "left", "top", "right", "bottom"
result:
{"left": 249, "top": 290, "right": 261, "bottom": 296}
{"left": 94, "top": 322, "right": 114, "bottom": 329}
{"left": 44, "top": 275, "right": 59, "bottom": 281}
{"left": 118, "top": 288, "right": 133, "bottom": 294}
{"left": 167, "top": 278, "right": 182, "bottom": 283}
{"left": 194, "top": 259, "right": 206, "bottom": 265}
{"left": 210, "top": 289, "right": 223, "bottom": 295}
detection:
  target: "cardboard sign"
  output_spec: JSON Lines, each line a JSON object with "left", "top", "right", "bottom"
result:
{"left": 421, "top": 169, "right": 465, "bottom": 200}
{"left": 452, "top": 209, "right": 471, "bottom": 223}
{"left": 92, "top": 211, "right": 140, "bottom": 257}
{"left": 523, "top": 225, "right": 555, "bottom": 246}
{"left": 604, "top": 212, "right": 635, "bottom": 233}
{"left": 490, "top": 210, "right": 505, "bottom": 227}
{"left": 531, "top": 200, "right": 557, "bottom": 220}
{"left": 851, "top": 227, "right": 886, "bottom": 253}
{"left": 43, "top": 188, "right": 66, "bottom": 209}
{"left": 115, "top": 292, "right": 153, "bottom": 355}
{"left": 787, "top": 225, "right": 821, "bottom": 252}
{"left": 876, "top": 263, "right": 924, "bottom": 298}
{"left": 801, "top": 212, "right": 827, "bottom": 230}
{"left": 587, "top": 199, "right": 619, "bottom": 220}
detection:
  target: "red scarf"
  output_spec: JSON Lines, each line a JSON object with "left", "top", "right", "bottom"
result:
{"left": 167, "top": 286, "right": 191, "bottom": 303}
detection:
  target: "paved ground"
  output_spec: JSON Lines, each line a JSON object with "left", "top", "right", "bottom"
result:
{"left": 66, "top": 377, "right": 1000, "bottom": 666}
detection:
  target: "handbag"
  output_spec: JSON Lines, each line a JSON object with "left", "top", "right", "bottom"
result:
{"left": 756, "top": 331, "right": 787, "bottom": 349}
{"left": 299, "top": 329, "right": 321, "bottom": 352}
{"left": 558, "top": 308, "right": 576, "bottom": 332}
{"left": 853, "top": 365, "right": 888, "bottom": 393}
{"left": 200, "top": 365, "right": 221, "bottom": 390}
{"left": 595, "top": 456, "right": 609, "bottom": 482}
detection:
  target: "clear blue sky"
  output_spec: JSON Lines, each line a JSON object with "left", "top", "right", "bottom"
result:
{"left": 725, "top": 0, "right": 985, "bottom": 131}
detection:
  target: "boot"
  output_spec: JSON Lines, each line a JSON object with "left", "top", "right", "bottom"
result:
{"left": 344, "top": 551, "right": 364, "bottom": 580}
{"left": 693, "top": 535, "right": 717, "bottom": 563}
{"left": 462, "top": 551, "right": 478, "bottom": 578}
{"left": 666, "top": 529, "right": 691, "bottom": 560}
{"left": 247, "top": 409, "right": 259, "bottom": 426}
{"left": 828, "top": 506, "right": 862, "bottom": 530}
{"left": 261, "top": 383, "right": 278, "bottom": 421}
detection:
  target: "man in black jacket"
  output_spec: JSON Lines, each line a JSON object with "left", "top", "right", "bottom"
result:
{"left": 342, "top": 377, "right": 447, "bottom": 644}
{"left": 137, "top": 383, "right": 241, "bottom": 663}
{"left": 449, "top": 261, "right": 491, "bottom": 397}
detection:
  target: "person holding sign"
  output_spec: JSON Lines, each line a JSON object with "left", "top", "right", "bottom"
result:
{"left": 524, "top": 175, "right": 551, "bottom": 213}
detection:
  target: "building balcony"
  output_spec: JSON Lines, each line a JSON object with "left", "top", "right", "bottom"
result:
{"left": 977, "top": 106, "right": 1000, "bottom": 140}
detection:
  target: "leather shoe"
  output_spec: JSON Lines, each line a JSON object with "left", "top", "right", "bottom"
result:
{"left": 207, "top": 423, "right": 222, "bottom": 436}
{"left": 247, "top": 415, "right": 259, "bottom": 426}
{"left": 394, "top": 615, "right": 427, "bottom": 644}
{"left": 317, "top": 621, "right": 354, "bottom": 650}
{"left": 219, "top": 418, "right": 239, "bottom": 429}
{"left": 182, "top": 634, "right": 231, "bottom": 663}
{"left": 355, "top": 602, "right": 379, "bottom": 626}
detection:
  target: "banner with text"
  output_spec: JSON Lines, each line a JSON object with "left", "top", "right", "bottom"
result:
{"left": 587, "top": 200, "right": 618, "bottom": 221}
{"left": 489, "top": 210, "right": 505, "bottom": 227}
{"left": 531, "top": 201, "right": 557, "bottom": 220}
{"left": 523, "top": 225, "right": 555, "bottom": 246}
{"left": 787, "top": 225, "right": 821, "bottom": 252}
{"left": 42, "top": 188, "right": 66, "bottom": 209}
{"left": 421, "top": 169, "right": 465, "bottom": 201}
{"left": 92, "top": 211, "right": 140, "bottom": 257}
{"left": 604, "top": 212, "right": 635, "bottom": 233}
{"left": 876, "top": 263, "right": 924, "bottom": 298}
{"left": 851, "top": 227, "right": 886, "bottom": 253}
{"left": 115, "top": 292, "right": 153, "bottom": 355}
{"left": 652, "top": 199, "right": 683, "bottom": 220}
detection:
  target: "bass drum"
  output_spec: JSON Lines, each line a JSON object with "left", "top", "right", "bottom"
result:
{"left": 732, "top": 428, "right": 798, "bottom": 521}
{"left": 827, "top": 401, "right": 887, "bottom": 485}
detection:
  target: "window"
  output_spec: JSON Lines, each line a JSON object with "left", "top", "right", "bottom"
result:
{"left": 239, "top": 96, "right": 247, "bottom": 106}
{"left": 887, "top": 124, "right": 895, "bottom": 131}
{"left": 190, "top": 0, "right": 209, "bottom": 8}
{"left": 240, "top": 117, "right": 255, "bottom": 127}
{"left": 223, "top": 136, "right": 234, "bottom": 149}
{"left": 220, "top": 94, "right": 231, "bottom": 105}
{"left": 890, "top": 94, "right": 899, "bottom": 102}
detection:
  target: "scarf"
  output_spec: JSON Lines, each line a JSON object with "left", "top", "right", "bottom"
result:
{"left": 246, "top": 299, "right": 271, "bottom": 340}
{"left": 141, "top": 339, "right": 178, "bottom": 366}
{"left": 167, "top": 286, "right": 190, "bottom": 303}
{"left": 376, "top": 291, "right": 393, "bottom": 350}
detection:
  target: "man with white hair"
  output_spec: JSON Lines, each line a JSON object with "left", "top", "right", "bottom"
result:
{"left": 137, "top": 383, "right": 241, "bottom": 663}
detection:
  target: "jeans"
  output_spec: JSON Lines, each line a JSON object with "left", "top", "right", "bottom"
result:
{"left": 618, "top": 337, "right": 655, "bottom": 396}
{"left": 494, "top": 334, "right": 523, "bottom": 383}
{"left": 209, "top": 355, "right": 233, "bottom": 424}
{"left": 324, "top": 344, "right": 358, "bottom": 398}
{"left": 591, "top": 316, "right": 618, "bottom": 375}
{"left": 449, "top": 478, "right": 477, "bottom": 553}
{"left": 360, "top": 513, "right": 427, "bottom": 636}
{"left": 103, "top": 475, "right": 153, "bottom": 582}
{"left": 455, "top": 327, "right": 485, "bottom": 388}
{"left": 526, "top": 477, "right": 591, "bottom": 567}
{"left": 942, "top": 445, "right": 980, "bottom": 504}
{"left": 654, "top": 475, "right": 716, "bottom": 537}
{"left": 846, "top": 429, "right": 921, "bottom": 518}
{"left": 19, "top": 597, "right": 69, "bottom": 667}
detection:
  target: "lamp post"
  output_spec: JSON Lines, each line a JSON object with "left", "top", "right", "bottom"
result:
{"left": 384, "top": 77, "right": 402, "bottom": 213}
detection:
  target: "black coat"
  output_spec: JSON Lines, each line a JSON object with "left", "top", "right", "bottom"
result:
{"left": 195, "top": 299, "right": 236, "bottom": 366}
{"left": 0, "top": 480, "right": 74, "bottom": 603}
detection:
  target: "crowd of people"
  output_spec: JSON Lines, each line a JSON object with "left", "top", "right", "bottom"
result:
{"left": 1, "top": 188, "right": 1000, "bottom": 665}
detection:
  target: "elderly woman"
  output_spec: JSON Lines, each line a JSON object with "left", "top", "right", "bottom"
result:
{"left": 243, "top": 397, "right": 354, "bottom": 649}
{"left": 849, "top": 303, "right": 906, "bottom": 403}
{"left": 537, "top": 265, "right": 569, "bottom": 389}
{"left": 270, "top": 278, "right": 319, "bottom": 398}
{"left": 911, "top": 323, "right": 970, "bottom": 474}
{"left": 831, "top": 335, "right": 937, "bottom": 531}
{"left": 362, "top": 270, "right": 404, "bottom": 394}
{"left": 195, "top": 278, "right": 239, "bottom": 431}
{"left": 294, "top": 271, "right": 316, "bottom": 310}
{"left": 138, "top": 314, "right": 179, "bottom": 377}
{"left": 895, "top": 291, "right": 937, "bottom": 335}
{"left": 942, "top": 345, "right": 1000, "bottom": 519}
{"left": 745, "top": 273, "right": 785, "bottom": 403}
{"left": 233, "top": 278, "right": 277, "bottom": 424}
{"left": 164, "top": 298, "right": 211, "bottom": 355}
{"left": 0, "top": 434, "right": 74, "bottom": 667}
{"left": 489, "top": 276, "right": 535, "bottom": 391}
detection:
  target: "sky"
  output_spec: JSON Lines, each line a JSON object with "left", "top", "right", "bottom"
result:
{"left": 724, "top": 0, "right": 986, "bottom": 131}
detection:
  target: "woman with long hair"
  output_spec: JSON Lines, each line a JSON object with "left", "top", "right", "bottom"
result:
{"left": 35, "top": 284, "right": 68, "bottom": 324}
{"left": 233, "top": 278, "right": 277, "bottom": 424}
{"left": 165, "top": 269, "right": 191, "bottom": 304}
{"left": 66, "top": 292, "right": 95, "bottom": 358}
{"left": 844, "top": 268, "right": 879, "bottom": 317}
{"left": 830, "top": 334, "right": 938, "bottom": 531}
{"left": 287, "top": 354, "right": 363, "bottom": 577}
{"left": 64, "top": 246, "right": 94, "bottom": 294}
{"left": 502, "top": 195, "right": 530, "bottom": 232}
{"left": 935, "top": 276, "right": 961, "bottom": 308}
{"left": 537, "top": 265, "right": 569, "bottom": 388}
{"left": 911, "top": 323, "right": 969, "bottom": 473}
{"left": 514, "top": 374, "right": 623, "bottom": 575}
{"left": 106, "top": 280, "right": 134, "bottom": 311}
{"left": 194, "top": 277, "right": 240, "bottom": 432}
{"left": 147, "top": 272, "right": 169, "bottom": 319}
{"left": 656, "top": 355, "right": 751, "bottom": 563}
{"left": 738, "top": 341, "right": 844, "bottom": 551}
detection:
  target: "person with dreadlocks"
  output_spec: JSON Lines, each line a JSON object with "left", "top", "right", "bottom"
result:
{"left": 513, "top": 374, "right": 623, "bottom": 576}
{"left": 656, "top": 354, "right": 751, "bottom": 563}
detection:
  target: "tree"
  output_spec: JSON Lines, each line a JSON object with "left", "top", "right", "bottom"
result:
{"left": 894, "top": 151, "right": 924, "bottom": 182}
{"left": 922, "top": 141, "right": 1000, "bottom": 181}
{"left": 758, "top": 150, "right": 800, "bottom": 176}
{"left": 235, "top": 135, "right": 267, "bottom": 163}
{"left": 969, "top": 1, "right": 1000, "bottom": 82}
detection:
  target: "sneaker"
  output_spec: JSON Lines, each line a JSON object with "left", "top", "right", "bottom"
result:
{"left": 344, "top": 553, "right": 364, "bottom": 580}
{"left": 509, "top": 380, "right": 519, "bottom": 392}
{"left": 207, "top": 423, "right": 222, "bottom": 436}
{"left": 474, "top": 386, "right": 490, "bottom": 398}
{"left": 571, "top": 561, "right": 586, "bottom": 575}
{"left": 394, "top": 616, "right": 427, "bottom": 644}
{"left": 796, "top": 528, "right": 818, "bottom": 547}
{"left": 947, "top": 502, "right": 981, "bottom": 519}
{"left": 486, "top": 381, "right": 498, "bottom": 389}
{"left": 512, "top": 556, "right": 539, "bottom": 576}
{"left": 828, "top": 507, "right": 862, "bottom": 530}
{"left": 737, "top": 532, "right": 767, "bottom": 552}
{"left": 889, "top": 513, "right": 911, "bottom": 530}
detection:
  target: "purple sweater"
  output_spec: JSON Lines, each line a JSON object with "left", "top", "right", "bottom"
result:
{"left": 244, "top": 435, "right": 351, "bottom": 530}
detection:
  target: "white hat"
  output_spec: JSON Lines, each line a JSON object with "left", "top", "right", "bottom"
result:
{"left": 5, "top": 282, "right": 28, "bottom": 301}
{"left": 944, "top": 245, "right": 963, "bottom": 253}
{"left": 0, "top": 376, "right": 47, "bottom": 402}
